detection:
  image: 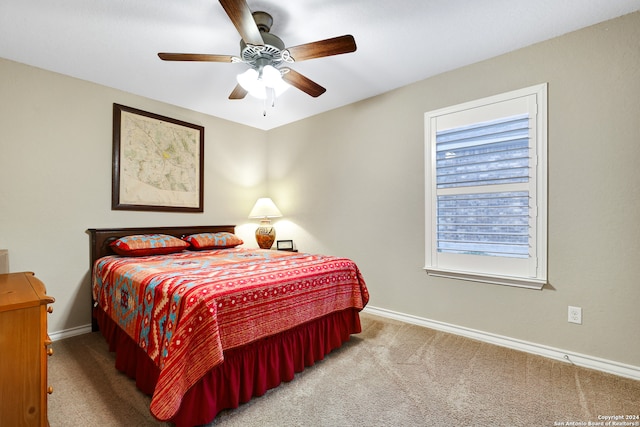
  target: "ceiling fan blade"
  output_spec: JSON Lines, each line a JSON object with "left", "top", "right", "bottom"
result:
{"left": 229, "top": 84, "right": 248, "bottom": 100}
{"left": 219, "top": 0, "right": 264, "bottom": 46}
{"left": 281, "top": 68, "right": 326, "bottom": 98}
{"left": 158, "top": 53, "right": 234, "bottom": 62}
{"left": 286, "top": 35, "right": 357, "bottom": 62}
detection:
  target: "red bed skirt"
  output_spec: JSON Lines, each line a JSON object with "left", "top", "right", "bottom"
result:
{"left": 95, "top": 307, "right": 362, "bottom": 427}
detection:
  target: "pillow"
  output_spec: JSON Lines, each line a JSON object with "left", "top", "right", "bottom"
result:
{"left": 183, "top": 232, "right": 243, "bottom": 250}
{"left": 110, "top": 234, "right": 189, "bottom": 257}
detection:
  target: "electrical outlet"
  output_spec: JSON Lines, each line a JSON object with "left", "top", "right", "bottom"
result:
{"left": 568, "top": 306, "right": 582, "bottom": 324}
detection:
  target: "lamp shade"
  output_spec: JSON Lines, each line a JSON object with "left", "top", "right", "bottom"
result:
{"left": 248, "top": 197, "right": 282, "bottom": 219}
{"left": 237, "top": 65, "right": 290, "bottom": 100}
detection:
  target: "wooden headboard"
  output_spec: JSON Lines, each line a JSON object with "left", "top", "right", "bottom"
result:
{"left": 87, "top": 225, "right": 235, "bottom": 331}
{"left": 87, "top": 225, "right": 236, "bottom": 268}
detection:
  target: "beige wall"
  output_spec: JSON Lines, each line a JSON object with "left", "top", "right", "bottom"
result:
{"left": 1, "top": 11, "right": 638, "bottom": 369}
{"left": 0, "top": 59, "right": 268, "bottom": 333}
{"left": 267, "top": 11, "right": 640, "bottom": 366}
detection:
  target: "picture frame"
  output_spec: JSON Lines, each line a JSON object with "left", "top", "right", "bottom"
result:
{"left": 277, "top": 240, "right": 294, "bottom": 251}
{"left": 112, "top": 103, "right": 205, "bottom": 212}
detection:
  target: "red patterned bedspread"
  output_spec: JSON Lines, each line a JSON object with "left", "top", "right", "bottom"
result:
{"left": 92, "top": 248, "right": 369, "bottom": 421}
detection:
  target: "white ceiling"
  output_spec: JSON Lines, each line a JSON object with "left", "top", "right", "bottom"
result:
{"left": 2, "top": 0, "right": 639, "bottom": 130}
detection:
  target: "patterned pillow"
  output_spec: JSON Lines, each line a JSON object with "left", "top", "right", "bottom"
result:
{"left": 110, "top": 234, "right": 189, "bottom": 257}
{"left": 183, "top": 232, "right": 244, "bottom": 250}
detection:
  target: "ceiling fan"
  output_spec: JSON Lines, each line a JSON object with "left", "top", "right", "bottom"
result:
{"left": 158, "top": 0, "right": 357, "bottom": 101}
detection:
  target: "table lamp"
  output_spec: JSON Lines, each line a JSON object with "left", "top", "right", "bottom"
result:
{"left": 248, "top": 197, "right": 282, "bottom": 249}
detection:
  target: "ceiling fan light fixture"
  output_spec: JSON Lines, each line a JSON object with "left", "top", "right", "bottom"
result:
{"left": 236, "top": 68, "right": 260, "bottom": 95}
{"left": 236, "top": 65, "right": 290, "bottom": 100}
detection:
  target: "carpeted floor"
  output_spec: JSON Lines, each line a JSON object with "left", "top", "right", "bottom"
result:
{"left": 48, "top": 312, "right": 640, "bottom": 426}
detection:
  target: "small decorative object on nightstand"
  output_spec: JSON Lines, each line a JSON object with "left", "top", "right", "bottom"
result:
{"left": 248, "top": 197, "right": 283, "bottom": 249}
{"left": 277, "top": 240, "right": 295, "bottom": 251}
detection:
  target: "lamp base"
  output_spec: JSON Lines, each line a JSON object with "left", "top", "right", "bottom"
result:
{"left": 255, "top": 221, "right": 276, "bottom": 249}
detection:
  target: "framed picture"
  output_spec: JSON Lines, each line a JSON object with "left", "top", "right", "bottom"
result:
{"left": 277, "top": 240, "right": 294, "bottom": 251}
{"left": 112, "top": 104, "right": 204, "bottom": 212}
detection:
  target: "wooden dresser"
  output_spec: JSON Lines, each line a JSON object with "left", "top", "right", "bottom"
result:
{"left": 0, "top": 272, "right": 55, "bottom": 426}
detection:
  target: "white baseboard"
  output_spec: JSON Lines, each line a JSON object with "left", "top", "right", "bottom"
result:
{"left": 50, "top": 309, "right": 640, "bottom": 381}
{"left": 49, "top": 324, "right": 92, "bottom": 342}
{"left": 363, "top": 306, "right": 640, "bottom": 381}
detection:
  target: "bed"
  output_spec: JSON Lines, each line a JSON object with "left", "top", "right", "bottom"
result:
{"left": 88, "top": 225, "right": 369, "bottom": 427}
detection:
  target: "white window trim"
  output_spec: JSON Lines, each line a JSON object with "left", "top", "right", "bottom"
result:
{"left": 424, "top": 83, "right": 548, "bottom": 289}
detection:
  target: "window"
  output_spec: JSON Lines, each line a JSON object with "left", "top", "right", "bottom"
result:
{"left": 424, "top": 84, "right": 547, "bottom": 289}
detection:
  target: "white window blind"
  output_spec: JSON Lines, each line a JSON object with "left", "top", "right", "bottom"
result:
{"left": 425, "top": 84, "right": 547, "bottom": 289}
{"left": 436, "top": 114, "right": 530, "bottom": 259}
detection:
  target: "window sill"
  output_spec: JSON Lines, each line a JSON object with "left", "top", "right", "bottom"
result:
{"left": 424, "top": 268, "right": 545, "bottom": 290}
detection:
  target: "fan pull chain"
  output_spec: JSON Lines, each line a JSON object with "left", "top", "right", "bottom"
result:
{"left": 262, "top": 87, "right": 277, "bottom": 117}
